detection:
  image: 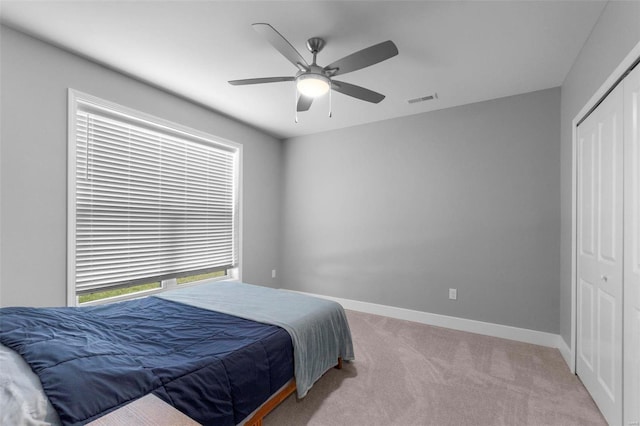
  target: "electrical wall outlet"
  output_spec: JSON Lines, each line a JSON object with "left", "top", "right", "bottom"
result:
{"left": 271, "top": 269, "right": 276, "bottom": 279}
{"left": 449, "top": 288, "right": 457, "bottom": 300}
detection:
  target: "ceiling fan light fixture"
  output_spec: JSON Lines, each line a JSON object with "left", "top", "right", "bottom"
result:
{"left": 296, "top": 73, "right": 330, "bottom": 98}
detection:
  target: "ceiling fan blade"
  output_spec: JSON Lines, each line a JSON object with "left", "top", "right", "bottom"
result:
{"left": 325, "top": 40, "right": 398, "bottom": 76}
{"left": 228, "top": 77, "right": 295, "bottom": 86}
{"left": 331, "top": 80, "right": 385, "bottom": 103}
{"left": 297, "top": 95, "right": 314, "bottom": 112}
{"left": 252, "top": 23, "right": 309, "bottom": 70}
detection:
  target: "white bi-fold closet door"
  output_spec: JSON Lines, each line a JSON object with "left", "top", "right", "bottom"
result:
{"left": 623, "top": 64, "right": 640, "bottom": 426}
{"left": 577, "top": 63, "right": 640, "bottom": 426}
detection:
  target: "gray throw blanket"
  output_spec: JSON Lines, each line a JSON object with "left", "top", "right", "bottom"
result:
{"left": 157, "top": 281, "right": 355, "bottom": 397}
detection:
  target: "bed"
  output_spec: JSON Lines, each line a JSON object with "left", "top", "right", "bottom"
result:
{"left": 0, "top": 281, "right": 355, "bottom": 425}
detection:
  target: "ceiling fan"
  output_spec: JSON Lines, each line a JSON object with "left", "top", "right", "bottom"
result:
{"left": 229, "top": 23, "right": 399, "bottom": 113}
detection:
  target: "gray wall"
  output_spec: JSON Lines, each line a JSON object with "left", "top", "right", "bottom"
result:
{"left": 559, "top": 1, "right": 640, "bottom": 345}
{"left": 281, "top": 88, "right": 561, "bottom": 333}
{"left": 0, "top": 26, "right": 282, "bottom": 307}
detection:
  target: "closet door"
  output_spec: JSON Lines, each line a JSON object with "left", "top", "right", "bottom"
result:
{"left": 577, "top": 82, "right": 624, "bottom": 426}
{"left": 624, "top": 64, "right": 640, "bottom": 426}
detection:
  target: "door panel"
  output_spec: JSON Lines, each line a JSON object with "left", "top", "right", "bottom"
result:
{"left": 597, "top": 287, "right": 615, "bottom": 399}
{"left": 598, "top": 116, "right": 619, "bottom": 264}
{"left": 624, "top": 64, "right": 640, "bottom": 426}
{"left": 579, "top": 279, "right": 595, "bottom": 368}
{"left": 581, "top": 133, "right": 596, "bottom": 257}
{"left": 577, "top": 81, "right": 623, "bottom": 426}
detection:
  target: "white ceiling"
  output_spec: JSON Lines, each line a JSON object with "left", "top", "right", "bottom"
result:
{"left": 1, "top": 1, "right": 606, "bottom": 139}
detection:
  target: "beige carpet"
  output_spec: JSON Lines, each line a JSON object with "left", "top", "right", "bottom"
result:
{"left": 263, "top": 310, "right": 606, "bottom": 426}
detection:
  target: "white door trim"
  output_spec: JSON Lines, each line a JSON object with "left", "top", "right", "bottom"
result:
{"left": 571, "top": 40, "right": 640, "bottom": 374}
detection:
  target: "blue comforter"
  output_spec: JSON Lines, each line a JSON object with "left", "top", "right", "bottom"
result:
{"left": 0, "top": 297, "right": 293, "bottom": 426}
{"left": 158, "top": 281, "right": 355, "bottom": 398}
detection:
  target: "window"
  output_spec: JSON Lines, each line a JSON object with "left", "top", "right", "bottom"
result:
{"left": 68, "top": 90, "right": 240, "bottom": 306}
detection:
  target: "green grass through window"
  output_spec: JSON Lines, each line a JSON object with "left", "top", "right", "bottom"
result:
{"left": 78, "top": 282, "right": 161, "bottom": 304}
{"left": 78, "top": 270, "right": 227, "bottom": 304}
{"left": 177, "top": 270, "right": 226, "bottom": 284}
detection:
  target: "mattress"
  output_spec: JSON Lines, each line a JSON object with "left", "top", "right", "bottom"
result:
{"left": 0, "top": 281, "right": 354, "bottom": 425}
{"left": 0, "top": 297, "right": 293, "bottom": 425}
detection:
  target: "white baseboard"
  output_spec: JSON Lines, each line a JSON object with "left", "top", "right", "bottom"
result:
{"left": 555, "top": 335, "right": 575, "bottom": 372}
{"left": 288, "top": 289, "right": 567, "bottom": 353}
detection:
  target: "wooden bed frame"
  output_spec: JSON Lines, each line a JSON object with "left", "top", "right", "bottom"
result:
{"left": 86, "top": 358, "right": 343, "bottom": 426}
{"left": 244, "top": 357, "right": 343, "bottom": 426}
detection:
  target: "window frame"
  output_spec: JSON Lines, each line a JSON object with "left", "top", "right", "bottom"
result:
{"left": 67, "top": 89, "right": 243, "bottom": 306}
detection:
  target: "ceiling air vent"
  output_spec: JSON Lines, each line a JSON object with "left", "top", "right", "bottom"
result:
{"left": 408, "top": 93, "right": 438, "bottom": 104}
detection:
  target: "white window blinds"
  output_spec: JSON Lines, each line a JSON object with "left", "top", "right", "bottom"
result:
{"left": 73, "top": 100, "right": 238, "bottom": 294}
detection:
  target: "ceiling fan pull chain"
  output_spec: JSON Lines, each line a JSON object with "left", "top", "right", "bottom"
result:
{"left": 329, "top": 86, "right": 333, "bottom": 118}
